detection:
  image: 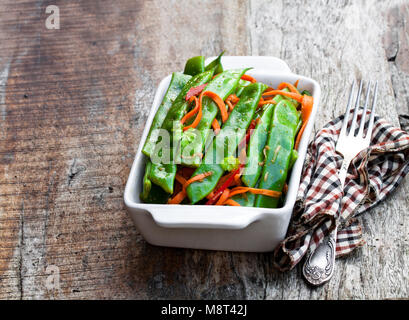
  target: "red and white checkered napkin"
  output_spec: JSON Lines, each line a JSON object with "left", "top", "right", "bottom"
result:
{"left": 273, "top": 109, "right": 409, "bottom": 271}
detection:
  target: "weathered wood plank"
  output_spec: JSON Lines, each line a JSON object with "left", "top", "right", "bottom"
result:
{"left": 0, "top": 0, "right": 408, "bottom": 300}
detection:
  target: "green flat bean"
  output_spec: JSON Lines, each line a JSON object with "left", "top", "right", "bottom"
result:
{"left": 140, "top": 160, "right": 152, "bottom": 201}
{"left": 142, "top": 72, "right": 191, "bottom": 157}
{"left": 241, "top": 88, "right": 292, "bottom": 187}
{"left": 205, "top": 51, "right": 224, "bottom": 74}
{"left": 241, "top": 103, "right": 274, "bottom": 187}
{"left": 150, "top": 70, "right": 214, "bottom": 194}
{"left": 254, "top": 99, "right": 300, "bottom": 208}
{"left": 180, "top": 68, "right": 249, "bottom": 167}
{"left": 184, "top": 56, "right": 205, "bottom": 76}
{"left": 186, "top": 82, "right": 267, "bottom": 204}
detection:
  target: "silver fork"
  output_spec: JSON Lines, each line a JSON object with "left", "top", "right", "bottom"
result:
{"left": 302, "top": 80, "right": 378, "bottom": 286}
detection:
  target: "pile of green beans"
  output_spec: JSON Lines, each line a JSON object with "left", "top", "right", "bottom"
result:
{"left": 139, "top": 53, "right": 305, "bottom": 208}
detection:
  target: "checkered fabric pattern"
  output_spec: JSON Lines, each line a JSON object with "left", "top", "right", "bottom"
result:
{"left": 273, "top": 109, "right": 409, "bottom": 272}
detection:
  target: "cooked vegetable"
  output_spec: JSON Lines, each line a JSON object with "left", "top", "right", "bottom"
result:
{"left": 205, "top": 51, "right": 224, "bottom": 74}
{"left": 179, "top": 68, "right": 249, "bottom": 167}
{"left": 186, "top": 82, "right": 267, "bottom": 204}
{"left": 254, "top": 99, "right": 300, "bottom": 208}
{"left": 184, "top": 56, "right": 205, "bottom": 76}
{"left": 140, "top": 160, "right": 152, "bottom": 200}
{"left": 140, "top": 53, "right": 313, "bottom": 208}
{"left": 149, "top": 70, "right": 214, "bottom": 194}
{"left": 142, "top": 72, "right": 191, "bottom": 157}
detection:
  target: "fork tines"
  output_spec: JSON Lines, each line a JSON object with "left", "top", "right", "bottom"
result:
{"left": 341, "top": 80, "right": 378, "bottom": 140}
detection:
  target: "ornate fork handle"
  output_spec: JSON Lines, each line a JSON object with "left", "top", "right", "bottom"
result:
{"left": 302, "top": 152, "right": 351, "bottom": 285}
{"left": 302, "top": 228, "right": 337, "bottom": 285}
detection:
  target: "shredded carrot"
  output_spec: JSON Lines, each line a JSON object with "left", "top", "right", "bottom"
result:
{"left": 226, "top": 94, "right": 240, "bottom": 104}
{"left": 182, "top": 92, "right": 204, "bottom": 131}
{"left": 223, "top": 199, "right": 241, "bottom": 206}
{"left": 183, "top": 91, "right": 227, "bottom": 131}
{"left": 226, "top": 100, "right": 234, "bottom": 112}
{"left": 227, "top": 187, "right": 282, "bottom": 198}
{"left": 258, "top": 99, "right": 277, "bottom": 106}
{"left": 212, "top": 118, "right": 221, "bottom": 134}
{"left": 183, "top": 171, "right": 213, "bottom": 190}
{"left": 175, "top": 173, "right": 187, "bottom": 186}
{"left": 294, "top": 80, "right": 299, "bottom": 88}
{"left": 168, "top": 190, "right": 186, "bottom": 204}
{"left": 215, "top": 189, "right": 230, "bottom": 205}
{"left": 294, "top": 95, "right": 314, "bottom": 150}
{"left": 205, "top": 91, "right": 228, "bottom": 123}
{"left": 262, "top": 90, "right": 303, "bottom": 103}
{"left": 233, "top": 174, "right": 242, "bottom": 186}
{"left": 181, "top": 96, "right": 199, "bottom": 125}
{"left": 277, "top": 82, "right": 299, "bottom": 93}
{"left": 241, "top": 74, "right": 257, "bottom": 83}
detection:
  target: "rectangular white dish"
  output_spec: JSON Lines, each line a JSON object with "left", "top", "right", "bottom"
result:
{"left": 124, "top": 56, "right": 321, "bottom": 252}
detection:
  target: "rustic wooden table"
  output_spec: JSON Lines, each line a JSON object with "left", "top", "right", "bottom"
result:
{"left": 1, "top": 0, "right": 408, "bottom": 300}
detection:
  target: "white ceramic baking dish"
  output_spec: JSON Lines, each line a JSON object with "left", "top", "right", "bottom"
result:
{"left": 124, "top": 56, "right": 321, "bottom": 252}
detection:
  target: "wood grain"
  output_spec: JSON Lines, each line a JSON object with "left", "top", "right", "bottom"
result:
{"left": 0, "top": 0, "right": 408, "bottom": 299}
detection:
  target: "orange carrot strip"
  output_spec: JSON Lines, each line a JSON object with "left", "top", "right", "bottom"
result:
{"left": 277, "top": 82, "right": 299, "bottom": 93}
{"left": 183, "top": 91, "right": 227, "bottom": 131}
{"left": 183, "top": 93, "right": 204, "bottom": 131}
{"left": 183, "top": 171, "right": 213, "bottom": 190}
{"left": 223, "top": 199, "right": 241, "bottom": 206}
{"left": 226, "top": 94, "right": 240, "bottom": 104}
{"left": 294, "top": 80, "right": 299, "bottom": 88}
{"left": 204, "top": 91, "right": 228, "bottom": 123}
{"left": 175, "top": 173, "right": 187, "bottom": 186}
{"left": 168, "top": 190, "right": 186, "bottom": 204}
{"left": 294, "top": 95, "right": 314, "bottom": 150}
{"left": 226, "top": 100, "right": 234, "bottom": 112}
{"left": 181, "top": 96, "right": 199, "bottom": 125}
{"left": 258, "top": 99, "right": 277, "bottom": 106}
{"left": 262, "top": 90, "right": 303, "bottom": 103}
{"left": 241, "top": 74, "right": 257, "bottom": 83}
{"left": 233, "top": 174, "right": 242, "bottom": 186}
{"left": 228, "top": 187, "right": 282, "bottom": 198}
{"left": 212, "top": 118, "right": 221, "bottom": 134}
{"left": 215, "top": 189, "right": 230, "bottom": 205}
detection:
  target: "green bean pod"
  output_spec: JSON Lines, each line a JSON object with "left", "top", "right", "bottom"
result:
{"left": 140, "top": 160, "right": 152, "bottom": 200}
{"left": 241, "top": 103, "right": 275, "bottom": 188}
{"left": 205, "top": 51, "right": 224, "bottom": 74}
{"left": 180, "top": 68, "right": 249, "bottom": 167}
{"left": 142, "top": 72, "right": 192, "bottom": 157}
{"left": 254, "top": 99, "right": 300, "bottom": 208}
{"left": 149, "top": 70, "right": 214, "bottom": 194}
{"left": 240, "top": 87, "right": 292, "bottom": 188}
{"left": 235, "top": 79, "right": 251, "bottom": 97}
{"left": 184, "top": 56, "right": 205, "bottom": 76}
{"left": 186, "top": 82, "right": 267, "bottom": 204}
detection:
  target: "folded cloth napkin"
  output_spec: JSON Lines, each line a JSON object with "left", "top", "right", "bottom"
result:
{"left": 273, "top": 109, "right": 409, "bottom": 271}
